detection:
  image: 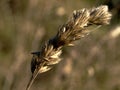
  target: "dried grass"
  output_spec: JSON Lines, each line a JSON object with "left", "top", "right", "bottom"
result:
{"left": 26, "top": 5, "right": 112, "bottom": 90}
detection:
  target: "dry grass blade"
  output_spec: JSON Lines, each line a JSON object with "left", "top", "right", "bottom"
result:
{"left": 26, "top": 5, "right": 112, "bottom": 90}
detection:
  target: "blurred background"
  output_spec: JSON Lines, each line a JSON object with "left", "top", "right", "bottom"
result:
{"left": 0, "top": 0, "right": 120, "bottom": 90}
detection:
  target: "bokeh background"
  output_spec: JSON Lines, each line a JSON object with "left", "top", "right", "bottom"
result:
{"left": 0, "top": 0, "right": 120, "bottom": 90}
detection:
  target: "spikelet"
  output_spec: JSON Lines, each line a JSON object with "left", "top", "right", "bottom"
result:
{"left": 73, "top": 8, "right": 90, "bottom": 27}
{"left": 26, "top": 5, "right": 112, "bottom": 90}
{"left": 89, "top": 5, "right": 112, "bottom": 25}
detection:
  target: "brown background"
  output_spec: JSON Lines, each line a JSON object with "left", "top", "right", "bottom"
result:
{"left": 0, "top": 0, "right": 120, "bottom": 90}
